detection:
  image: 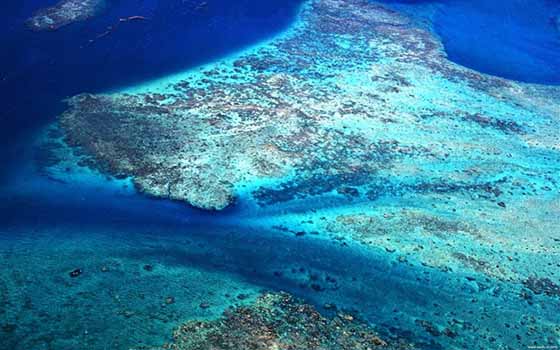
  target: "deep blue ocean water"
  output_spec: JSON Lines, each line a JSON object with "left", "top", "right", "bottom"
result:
{"left": 435, "top": 0, "right": 560, "bottom": 85}
{"left": 377, "top": 0, "right": 560, "bottom": 85}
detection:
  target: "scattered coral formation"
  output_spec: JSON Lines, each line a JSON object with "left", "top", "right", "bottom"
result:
{"left": 166, "top": 292, "right": 410, "bottom": 350}
{"left": 26, "top": 0, "right": 105, "bottom": 31}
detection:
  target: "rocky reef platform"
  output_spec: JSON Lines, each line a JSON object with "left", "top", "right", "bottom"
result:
{"left": 26, "top": 0, "right": 106, "bottom": 31}
{"left": 20, "top": 0, "right": 560, "bottom": 349}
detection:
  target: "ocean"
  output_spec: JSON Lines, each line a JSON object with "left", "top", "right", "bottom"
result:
{"left": 1, "top": 1, "right": 559, "bottom": 349}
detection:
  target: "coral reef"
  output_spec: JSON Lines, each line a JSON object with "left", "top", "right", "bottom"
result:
{"left": 59, "top": 0, "right": 559, "bottom": 211}
{"left": 166, "top": 292, "right": 410, "bottom": 350}
{"left": 48, "top": 0, "right": 560, "bottom": 349}
{"left": 26, "top": 0, "right": 106, "bottom": 31}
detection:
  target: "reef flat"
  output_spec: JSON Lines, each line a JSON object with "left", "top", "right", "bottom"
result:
{"left": 52, "top": 0, "right": 560, "bottom": 349}
{"left": 59, "top": 0, "right": 560, "bottom": 210}
{"left": 26, "top": 0, "right": 106, "bottom": 31}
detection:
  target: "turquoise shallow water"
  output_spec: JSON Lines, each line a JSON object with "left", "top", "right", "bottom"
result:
{"left": 3, "top": 158, "right": 557, "bottom": 349}
{"left": 1, "top": 0, "right": 560, "bottom": 349}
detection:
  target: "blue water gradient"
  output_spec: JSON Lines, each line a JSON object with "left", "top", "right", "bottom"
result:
{"left": 0, "top": 0, "right": 303, "bottom": 167}
{"left": 379, "top": 0, "right": 560, "bottom": 84}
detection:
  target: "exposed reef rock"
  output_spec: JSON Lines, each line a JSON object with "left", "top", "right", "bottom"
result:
{"left": 166, "top": 292, "right": 411, "bottom": 350}
{"left": 26, "top": 0, "right": 106, "bottom": 31}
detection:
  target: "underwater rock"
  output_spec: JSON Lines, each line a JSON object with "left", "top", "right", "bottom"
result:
{"left": 167, "top": 292, "right": 405, "bottom": 350}
{"left": 69, "top": 268, "right": 83, "bottom": 278}
{"left": 415, "top": 319, "right": 442, "bottom": 337}
{"left": 26, "top": 0, "right": 106, "bottom": 32}
{"left": 553, "top": 16, "right": 560, "bottom": 33}
{"left": 523, "top": 276, "right": 560, "bottom": 297}
{"left": 236, "top": 293, "right": 248, "bottom": 300}
{"left": 337, "top": 186, "right": 360, "bottom": 198}
{"left": 1, "top": 323, "right": 17, "bottom": 334}
{"left": 461, "top": 113, "right": 525, "bottom": 135}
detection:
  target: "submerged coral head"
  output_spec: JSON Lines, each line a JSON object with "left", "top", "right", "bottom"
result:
{"left": 26, "top": 0, "right": 106, "bottom": 31}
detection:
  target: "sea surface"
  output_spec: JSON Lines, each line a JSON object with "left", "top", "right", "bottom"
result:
{"left": 1, "top": 0, "right": 559, "bottom": 349}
